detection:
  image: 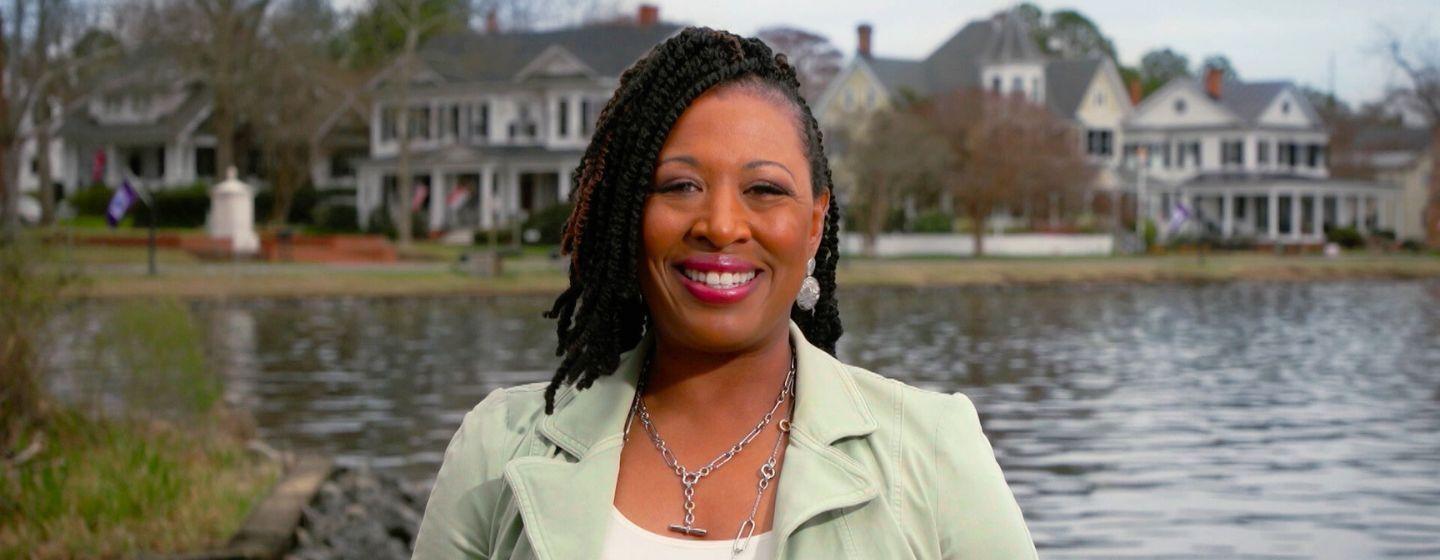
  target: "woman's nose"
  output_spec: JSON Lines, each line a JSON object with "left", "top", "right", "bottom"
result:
{"left": 691, "top": 185, "right": 751, "bottom": 249}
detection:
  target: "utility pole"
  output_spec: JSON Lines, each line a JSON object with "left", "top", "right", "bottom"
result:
{"left": 1135, "top": 145, "right": 1149, "bottom": 250}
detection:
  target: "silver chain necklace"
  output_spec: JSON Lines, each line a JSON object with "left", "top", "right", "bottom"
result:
{"left": 623, "top": 344, "right": 797, "bottom": 558}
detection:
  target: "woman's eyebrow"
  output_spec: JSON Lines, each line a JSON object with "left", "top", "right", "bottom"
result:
{"left": 744, "top": 160, "right": 794, "bottom": 181}
{"left": 659, "top": 155, "right": 699, "bottom": 167}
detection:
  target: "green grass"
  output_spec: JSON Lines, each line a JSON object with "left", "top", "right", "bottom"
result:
{"left": 0, "top": 408, "right": 279, "bottom": 559}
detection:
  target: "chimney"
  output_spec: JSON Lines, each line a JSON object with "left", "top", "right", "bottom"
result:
{"left": 637, "top": 4, "right": 659, "bottom": 27}
{"left": 1127, "top": 77, "right": 1142, "bottom": 106}
{"left": 1204, "top": 66, "right": 1223, "bottom": 99}
{"left": 484, "top": 9, "right": 497, "bottom": 34}
{"left": 857, "top": 23, "right": 873, "bottom": 58}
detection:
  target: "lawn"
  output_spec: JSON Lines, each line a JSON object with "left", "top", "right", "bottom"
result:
{"left": 0, "top": 408, "right": 279, "bottom": 559}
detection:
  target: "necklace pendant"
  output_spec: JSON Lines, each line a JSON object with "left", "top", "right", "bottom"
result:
{"left": 668, "top": 523, "right": 708, "bottom": 537}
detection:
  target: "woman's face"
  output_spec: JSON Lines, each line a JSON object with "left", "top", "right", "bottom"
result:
{"left": 639, "top": 85, "right": 829, "bottom": 354}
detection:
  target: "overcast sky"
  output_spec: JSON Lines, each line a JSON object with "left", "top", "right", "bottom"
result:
{"left": 335, "top": 0, "right": 1438, "bottom": 106}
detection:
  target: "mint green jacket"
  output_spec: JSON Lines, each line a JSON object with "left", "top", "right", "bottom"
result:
{"left": 413, "top": 321, "right": 1037, "bottom": 559}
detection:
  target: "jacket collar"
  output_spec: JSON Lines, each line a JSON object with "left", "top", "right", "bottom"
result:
{"left": 503, "top": 320, "right": 880, "bottom": 559}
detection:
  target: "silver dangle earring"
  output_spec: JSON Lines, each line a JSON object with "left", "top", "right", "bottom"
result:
{"left": 796, "top": 257, "right": 820, "bottom": 312}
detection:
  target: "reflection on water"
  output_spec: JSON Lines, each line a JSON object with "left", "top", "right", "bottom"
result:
{"left": 51, "top": 281, "right": 1440, "bottom": 558}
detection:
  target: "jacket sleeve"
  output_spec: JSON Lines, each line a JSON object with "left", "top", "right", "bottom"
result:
{"left": 412, "top": 388, "right": 510, "bottom": 559}
{"left": 934, "top": 392, "right": 1037, "bottom": 559}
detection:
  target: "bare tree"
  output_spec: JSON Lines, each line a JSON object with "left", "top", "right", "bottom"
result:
{"left": 923, "top": 89, "right": 1094, "bottom": 255}
{"left": 1, "top": 0, "right": 111, "bottom": 236}
{"left": 1383, "top": 27, "right": 1440, "bottom": 247}
{"left": 836, "top": 105, "right": 950, "bottom": 256}
{"left": 756, "top": 26, "right": 842, "bottom": 102}
{"left": 249, "top": 0, "right": 353, "bottom": 225}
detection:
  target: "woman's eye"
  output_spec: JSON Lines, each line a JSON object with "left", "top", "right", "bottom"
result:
{"left": 748, "top": 182, "right": 789, "bottom": 196}
{"left": 655, "top": 180, "right": 699, "bottom": 194}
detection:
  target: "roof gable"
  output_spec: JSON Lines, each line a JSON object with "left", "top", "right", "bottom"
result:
{"left": 514, "top": 44, "right": 595, "bottom": 81}
{"left": 415, "top": 23, "right": 682, "bottom": 84}
{"left": 1044, "top": 58, "right": 1103, "bottom": 118}
{"left": 1128, "top": 79, "right": 1241, "bottom": 129}
{"left": 1252, "top": 85, "right": 1320, "bottom": 129}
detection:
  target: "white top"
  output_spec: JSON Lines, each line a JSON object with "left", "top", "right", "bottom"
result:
{"left": 599, "top": 506, "right": 778, "bottom": 560}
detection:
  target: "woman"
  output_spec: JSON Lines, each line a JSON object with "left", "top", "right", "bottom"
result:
{"left": 413, "top": 27, "right": 1035, "bottom": 559}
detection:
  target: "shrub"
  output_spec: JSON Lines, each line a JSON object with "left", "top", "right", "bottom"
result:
{"left": 365, "top": 207, "right": 427, "bottom": 240}
{"left": 312, "top": 203, "right": 360, "bottom": 233}
{"left": 910, "top": 210, "right": 954, "bottom": 233}
{"left": 68, "top": 183, "right": 115, "bottom": 217}
{"left": 1325, "top": 226, "right": 1363, "bottom": 249}
{"left": 472, "top": 227, "right": 515, "bottom": 246}
{"left": 521, "top": 202, "right": 573, "bottom": 245}
{"left": 127, "top": 183, "right": 210, "bottom": 229}
{"left": 254, "top": 185, "right": 320, "bottom": 225}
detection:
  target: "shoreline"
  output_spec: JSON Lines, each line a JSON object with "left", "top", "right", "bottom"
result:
{"left": 58, "top": 254, "right": 1440, "bottom": 300}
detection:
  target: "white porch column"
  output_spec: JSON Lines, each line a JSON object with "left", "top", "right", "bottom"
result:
{"left": 480, "top": 166, "right": 495, "bottom": 230}
{"left": 1296, "top": 191, "right": 1307, "bottom": 238}
{"left": 1268, "top": 190, "right": 1279, "bottom": 240}
{"left": 429, "top": 169, "right": 447, "bottom": 232}
{"left": 1222, "top": 192, "right": 1235, "bottom": 237}
{"left": 1338, "top": 195, "right": 1351, "bottom": 227}
{"left": 557, "top": 164, "right": 572, "bottom": 202}
{"left": 1358, "top": 195, "right": 1371, "bottom": 234}
{"left": 509, "top": 169, "right": 522, "bottom": 219}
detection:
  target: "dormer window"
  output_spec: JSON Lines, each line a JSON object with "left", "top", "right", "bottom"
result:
{"left": 1094, "top": 91, "right": 1105, "bottom": 106}
{"left": 1281, "top": 101, "right": 1291, "bottom": 115}
{"left": 1174, "top": 99, "right": 1187, "bottom": 114}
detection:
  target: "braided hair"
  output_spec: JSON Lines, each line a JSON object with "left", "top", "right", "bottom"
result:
{"left": 542, "top": 27, "right": 843, "bottom": 414}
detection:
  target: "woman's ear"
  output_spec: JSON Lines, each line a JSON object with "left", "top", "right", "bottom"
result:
{"left": 809, "top": 188, "right": 831, "bottom": 256}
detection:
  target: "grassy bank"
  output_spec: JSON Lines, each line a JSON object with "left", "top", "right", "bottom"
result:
{"left": 56, "top": 251, "right": 1440, "bottom": 299}
{"left": 0, "top": 408, "right": 279, "bottom": 559}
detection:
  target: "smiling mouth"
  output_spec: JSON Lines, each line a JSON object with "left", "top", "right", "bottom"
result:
{"left": 677, "top": 266, "right": 758, "bottom": 289}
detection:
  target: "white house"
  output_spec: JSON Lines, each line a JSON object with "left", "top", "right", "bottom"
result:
{"left": 353, "top": 5, "right": 679, "bottom": 232}
{"left": 1123, "top": 70, "right": 1400, "bottom": 243}
{"left": 814, "top": 10, "right": 1134, "bottom": 212}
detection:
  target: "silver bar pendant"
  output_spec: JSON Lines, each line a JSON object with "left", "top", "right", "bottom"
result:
{"left": 668, "top": 524, "right": 708, "bottom": 537}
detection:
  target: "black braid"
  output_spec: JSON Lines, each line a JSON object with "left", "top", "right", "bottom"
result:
{"left": 542, "top": 27, "right": 844, "bottom": 414}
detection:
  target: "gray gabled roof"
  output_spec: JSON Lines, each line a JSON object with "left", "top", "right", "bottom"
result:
{"left": 920, "top": 19, "right": 996, "bottom": 95}
{"left": 1045, "top": 58, "right": 1104, "bottom": 119}
{"left": 865, "top": 56, "right": 929, "bottom": 100}
{"left": 1217, "top": 80, "right": 1290, "bottom": 123}
{"left": 58, "top": 84, "right": 211, "bottom": 145}
{"left": 982, "top": 11, "right": 1044, "bottom": 63}
{"left": 415, "top": 22, "right": 684, "bottom": 83}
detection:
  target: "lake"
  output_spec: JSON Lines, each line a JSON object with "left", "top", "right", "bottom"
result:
{"left": 50, "top": 281, "right": 1440, "bottom": 558}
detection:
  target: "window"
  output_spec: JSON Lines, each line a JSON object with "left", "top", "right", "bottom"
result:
{"left": 381, "top": 106, "right": 399, "bottom": 141}
{"left": 1177, "top": 141, "right": 1201, "bottom": 167}
{"left": 581, "top": 98, "right": 598, "bottom": 136}
{"left": 470, "top": 102, "right": 489, "bottom": 140}
{"left": 1174, "top": 99, "right": 1187, "bottom": 114}
{"left": 1281, "top": 101, "right": 1291, "bottom": 115}
{"left": 558, "top": 98, "right": 569, "bottom": 137}
{"left": 1086, "top": 129, "right": 1113, "bottom": 156}
{"left": 195, "top": 147, "right": 216, "bottom": 178}
{"left": 447, "top": 105, "right": 460, "bottom": 139}
{"left": 991, "top": 76, "right": 1001, "bottom": 93}
{"left": 407, "top": 106, "right": 432, "bottom": 140}
{"left": 1257, "top": 140, "right": 1270, "bottom": 164}
{"left": 1011, "top": 76, "right": 1023, "bottom": 95}
{"left": 1094, "top": 91, "right": 1105, "bottom": 106}
{"left": 1222, "top": 139, "right": 1244, "bottom": 166}
{"left": 1307, "top": 144, "right": 1323, "bottom": 167}
{"left": 1031, "top": 77, "right": 1040, "bottom": 101}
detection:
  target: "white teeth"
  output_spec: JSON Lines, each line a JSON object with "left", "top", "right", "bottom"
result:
{"left": 681, "top": 268, "right": 757, "bottom": 289}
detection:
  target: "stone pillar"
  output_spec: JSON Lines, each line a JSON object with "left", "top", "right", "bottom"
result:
{"left": 1268, "top": 190, "right": 1279, "bottom": 240}
{"left": 1222, "top": 192, "right": 1235, "bottom": 237}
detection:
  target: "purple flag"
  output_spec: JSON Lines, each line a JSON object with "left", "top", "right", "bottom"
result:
{"left": 105, "top": 180, "right": 139, "bottom": 228}
{"left": 1166, "top": 201, "right": 1193, "bottom": 236}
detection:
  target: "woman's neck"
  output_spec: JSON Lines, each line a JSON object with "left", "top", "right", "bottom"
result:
{"left": 641, "top": 325, "right": 794, "bottom": 422}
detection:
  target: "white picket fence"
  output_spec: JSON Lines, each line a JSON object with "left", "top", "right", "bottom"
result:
{"left": 840, "top": 233, "right": 1114, "bottom": 257}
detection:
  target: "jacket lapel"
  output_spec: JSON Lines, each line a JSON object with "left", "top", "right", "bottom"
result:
{"left": 502, "top": 321, "right": 882, "bottom": 559}
{"left": 501, "top": 334, "right": 649, "bottom": 560}
{"left": 771, "top": 321, "right": 881, "bottom": 555}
